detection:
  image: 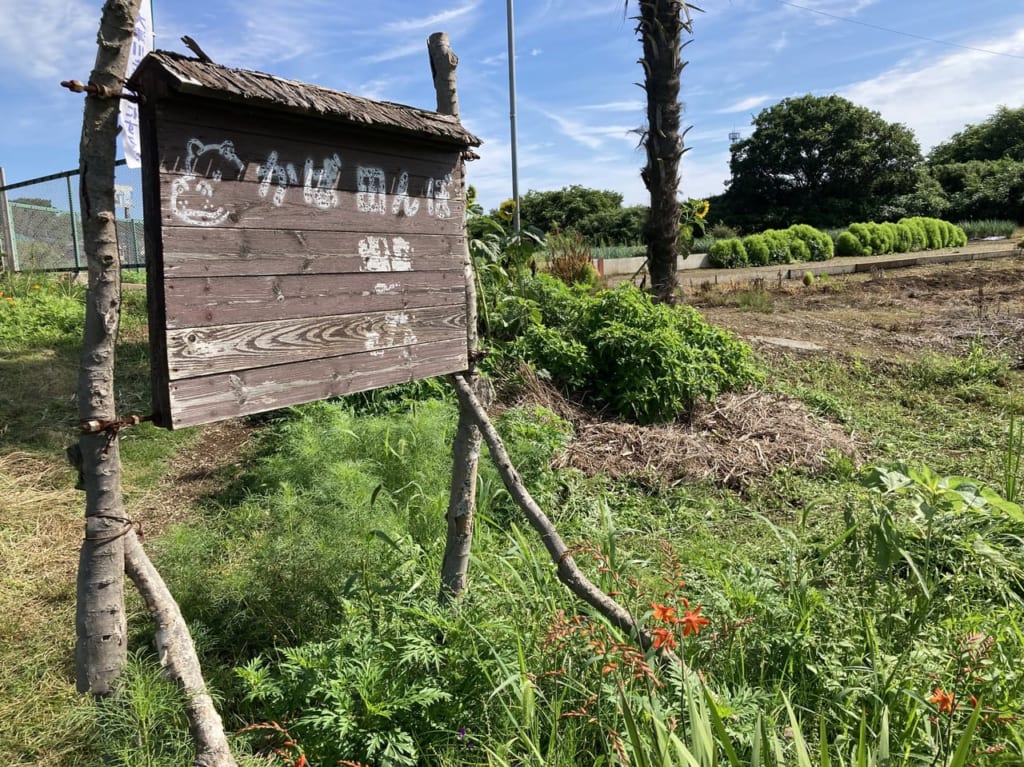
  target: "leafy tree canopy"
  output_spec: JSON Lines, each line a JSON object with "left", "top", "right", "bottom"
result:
{"left": 722, "top": 94, "right": 921, "bottom": 230}
{"left": 927, "top": 105, "right": 1024, "bottom": 165}
{"left": 500, "top": 185, "right": 647, "bottom": 244}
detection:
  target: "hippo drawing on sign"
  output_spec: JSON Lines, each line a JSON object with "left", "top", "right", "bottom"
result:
{"left": 169, "top": 139, "right": 245, "bottom": 226}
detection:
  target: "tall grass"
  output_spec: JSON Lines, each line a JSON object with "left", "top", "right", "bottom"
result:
{"left": 957, "top": 219, "right": 1018, "bottom": 239}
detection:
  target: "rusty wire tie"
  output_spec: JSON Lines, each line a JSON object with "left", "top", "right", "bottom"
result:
{"left": 59, "top": 79, "right": 145, "bottom": 103}
{"left": 84, "top": 514, "right": 144, "bottom": 543}
{"left": 80, "top": 414, "right": 155, "bottom": 455}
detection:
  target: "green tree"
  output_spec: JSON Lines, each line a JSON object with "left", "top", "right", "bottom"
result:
{"left": 929, "top": 159, "right": 1024, "bottom": 222}
{"left": 515, "top": 186, "right": 624, "bottom": 234}
{"left": 928, "top": 105, "right": 1024, "bottom": 165}
{"left": 723, "top": 94, "right": 922, "bottom": 229}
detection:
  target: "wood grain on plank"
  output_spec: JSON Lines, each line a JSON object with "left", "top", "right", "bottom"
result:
{"left": 161, "top": 227, "right": 465, "bottom": 277}
{"left": 165, "top": 338, "right": 468, "bottom": 429}
{"left": 164, "top": 270, "right": 466, "bottom": 328}
{"left": 166, "top": 304, "right": 467, "bottom": 379}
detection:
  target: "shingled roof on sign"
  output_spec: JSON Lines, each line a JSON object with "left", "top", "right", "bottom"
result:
{"left": 127, "top": 50, "right": 481, "bottom": 148}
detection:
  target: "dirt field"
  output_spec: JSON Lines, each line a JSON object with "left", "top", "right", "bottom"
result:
{"left": 687, "top": 255, "right": 1024, "bottom": 364}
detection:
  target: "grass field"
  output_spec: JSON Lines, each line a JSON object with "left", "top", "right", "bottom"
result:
{"left": 2, "top": 260, "right": 1023, "bottom": 766}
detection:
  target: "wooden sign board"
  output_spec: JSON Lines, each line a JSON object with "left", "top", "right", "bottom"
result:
{"left": 129, "top": 52, "right": 481, "bottom": 429}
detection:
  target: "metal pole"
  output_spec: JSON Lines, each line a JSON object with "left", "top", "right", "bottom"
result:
{"left": 506, "top": 0, "right": 521, "bottom": 235}
{"left": 67, "top": 174, "right": 83, "bottom": 272}
{"left": 0, "top": 167, "right": 19, "bottom": 271}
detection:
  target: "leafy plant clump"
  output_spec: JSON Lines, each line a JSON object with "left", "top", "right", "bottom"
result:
{"left": 708, "top": 237, "right": 748, "bottom": 268}
{"left": 838, "top": 216, "right": 968, "bottom": 256}
{"left": 489, "top": 275, "right": 762, "bottom": 423}
{"left": 0, "top": 272, "right": 85, "bottom": 348}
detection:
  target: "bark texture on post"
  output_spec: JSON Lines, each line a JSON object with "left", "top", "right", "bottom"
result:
{"left": 449, "top": 374, "right": 669, "bottom": 656}
{"left": 635, "top": 1, "right": 693, "bottom": 304}
{"left": 430, "top": 31, "right": 482, "bottom": 603}
{"left": 75, "top": 0, "right": 143, "bottom": 694}
{"left": 428, "top": 32, "right": 460, "bottom": 117}
{"left": 124, "top": 531, "right": 238, "bottom": 767}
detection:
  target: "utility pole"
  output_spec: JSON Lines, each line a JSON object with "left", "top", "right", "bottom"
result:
{"left": 506, "top": 0, "right": 521, "bottom": 234}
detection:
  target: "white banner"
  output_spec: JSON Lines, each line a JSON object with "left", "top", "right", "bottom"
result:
{"left": 119, "top": 1, "right": 154, "bottom": 169}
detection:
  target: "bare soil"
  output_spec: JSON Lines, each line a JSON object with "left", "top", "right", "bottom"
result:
{"left": 688, "top": 256, "right": 1024, "bottom": 364}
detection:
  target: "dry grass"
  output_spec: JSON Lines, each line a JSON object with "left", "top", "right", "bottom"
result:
{"left": 0, "top": 452, "right": 89, "bottom": 766}
{"left": 503, "top": 366, "right": 859, "bottom": 488}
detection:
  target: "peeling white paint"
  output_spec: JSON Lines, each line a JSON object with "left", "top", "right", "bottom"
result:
{"left": 356, "top": 166, "right": 387, "bottom": 214}
{"left": 303, "top": 153, "right": 343, "bottom": 209}
{"left": 391, "top": 170, "right": 420, "bottom": 217}
{"left": 358, "top": 235, "right": 414, "bottom": 272}
{"left": 169, "top": 139, "right": 245, "bottom": 226}
{"left": 257, "top": 150, "right": 298, "bottom": 207}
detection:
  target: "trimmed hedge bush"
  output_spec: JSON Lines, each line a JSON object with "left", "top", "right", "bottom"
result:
{"left": 839, "top": 217, "right": 967, "bottom": 256}
{"left": 742, "top": 233, "right": 770, "bottom": 265}
{"left": 708, "top": 238, "right": 748, "bottom": 268}
{"left": 787, "top": 224, "right": 835, "bottom": 261}
{"left": 704, "top": 216, "right": 967, "bottom": 268}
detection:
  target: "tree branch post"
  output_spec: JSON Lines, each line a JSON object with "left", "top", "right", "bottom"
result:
{"left": 429, "top": 31, "right": 482, "bottom": 603}
{"left": 75, "top": 0, "right": 143, "bottom": 695}
{"left": 124, "top": 531, "right": 238, "bottom": 767}
{"left": 448, "top": 373, "right": 670, "bottom": 658}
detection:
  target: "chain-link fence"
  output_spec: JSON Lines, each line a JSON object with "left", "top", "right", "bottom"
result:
{"left": 0, "top": 161, "right": 146, "bottom": 273}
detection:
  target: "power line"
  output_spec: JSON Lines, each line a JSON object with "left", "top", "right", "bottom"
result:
{"left": 774, "top": 0, "right": 1024, "bottom": 61}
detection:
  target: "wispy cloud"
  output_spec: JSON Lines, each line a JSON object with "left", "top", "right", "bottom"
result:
{"left": 382, "top": 1, "right": 481, "bottom": 33}
{"left": 0, "top": 0, "right": 97, "bottom": 80}
{"left": 716, "top": 94, "right": 774, "bottom": 114}
{"left": 840, "top": 25, "right": 1024, "bottom": 150}
{"left": 580, "top": 100, "right": 645, "bottom": 112}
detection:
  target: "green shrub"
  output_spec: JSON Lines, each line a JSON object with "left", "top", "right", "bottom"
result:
{"left": 898, "top": 217, "right": 929, "bottom": 250}
{"left": 510, "top": 323, "right": 593, "bottom": 389}
{"left": 580, "top": 287, "right": 762, "bottom": 423}
{"left": 708, "top": 237, "right": 748, "bottom": 268}
{"left": 787, "top": 224, "right": 834, "bottom": 261}
{"left": 0, "top": 273, "right": 85, "bottom": 348}
{"left": 742, "top": 233, "right": 771, "bottom": 265}
{"left": 762, "top": 229, "right": 793, "bottom": 263}
{"left": 835, "top": 231, "right": 865, "bottom": 257}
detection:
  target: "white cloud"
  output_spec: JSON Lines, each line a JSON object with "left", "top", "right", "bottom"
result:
{"left": 840, "top": 26, "right": 1024, "bottom": 151}
{"left": 716, "top": 94, "right": 774, "bottom": 114}
{"left": 0, "top": 0, "right": 97, "bottom": 80}
{"left": 382, "top": 1, "right": 481, "bottom": 33}
{"left": 580, "top": 100, "right": 645, "bottom": 112}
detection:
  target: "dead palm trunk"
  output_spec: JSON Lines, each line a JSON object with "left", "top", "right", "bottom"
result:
{"left": 634, "top": 0, "right": 694, "bottom": 304}
{"left": 74, "top": 0, "right": 142, "bottom": 695}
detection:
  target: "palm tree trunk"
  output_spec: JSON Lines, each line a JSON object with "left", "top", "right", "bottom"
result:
{"left": 635, "top": 0, "right": 693, "bottom": 304}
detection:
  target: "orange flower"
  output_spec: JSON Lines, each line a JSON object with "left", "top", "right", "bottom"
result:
{"left": 680, "top": 605, "right": 709, "bottom": 636}
{"left": 651, "top": 627, "right": 676, "bottom": 650}
{"left": 929, "top": 687, "right": 955, "bottom": 714}
{"left": 602, "top": 662, "right": 619, "bottom": 675}
{"left": 651, "top": 602, "right": 677, "bottom": 624}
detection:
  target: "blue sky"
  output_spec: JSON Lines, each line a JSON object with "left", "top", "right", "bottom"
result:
{"left": 1, "top": 0, "right": 1023, "bottom": 212}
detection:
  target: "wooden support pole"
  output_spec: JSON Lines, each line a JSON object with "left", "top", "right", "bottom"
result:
{"left": 74, "top": 0, "right": 142, "bottom": 694}
{"left": 124, "top": 531, "right": 238, "bottom": 767}
{"left": 449, "top": 373, "right": 670, "bottom": 657}
{"left": 430, "top": 32, "right": 482, "bottom": 603}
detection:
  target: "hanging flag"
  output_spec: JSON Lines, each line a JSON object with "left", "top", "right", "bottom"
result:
{"left": 119, "top": 2, "right": 154, "bottom": 168}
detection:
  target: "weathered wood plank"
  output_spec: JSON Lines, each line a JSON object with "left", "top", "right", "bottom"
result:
{"left": 166, "top": 304, "right": 466, "bottom": 379}
{"left": 161, "top": 227, "right": 465, "bottom": 277}
{"left": 158, "top": 171, "right": 464, "bottom": 235}
{"left": 165, "top": 270, "right": 465, "bottom": 328}
{"left": 156, "top": 110, "right": 461, "bottom": 182}
{"left": 165, "top": 338, "right": 468, "bottom": 429}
